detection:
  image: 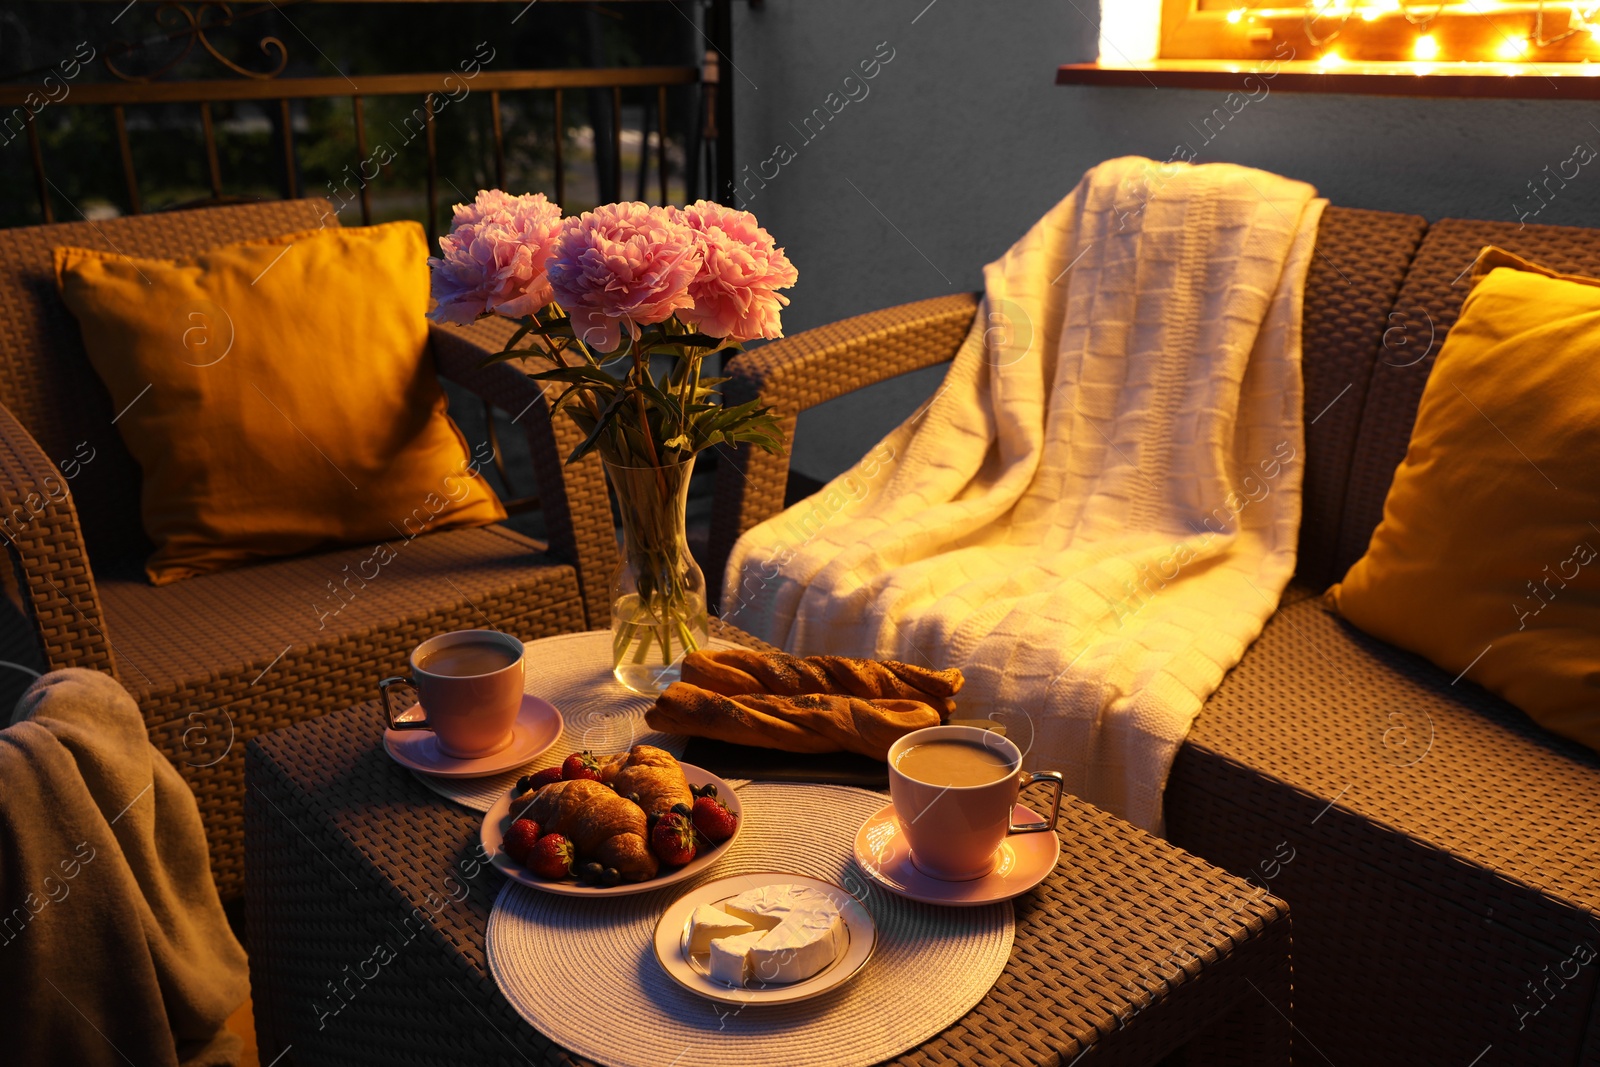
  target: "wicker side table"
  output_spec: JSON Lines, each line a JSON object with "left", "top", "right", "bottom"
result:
{"left": 244, "top": 629, "right": 1293, "bottom": 1067}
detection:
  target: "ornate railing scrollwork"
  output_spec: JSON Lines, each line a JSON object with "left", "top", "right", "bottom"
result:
{"left": 103, "top": 2, "right": 287, "bottom": 83}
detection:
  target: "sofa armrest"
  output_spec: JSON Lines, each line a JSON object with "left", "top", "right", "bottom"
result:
{"left": 430, "top": 319, "right": 617, "bottom": 628}
{"left": 705, "top": 293, "right": 980, "bottom": 607}
{"left": 0, "top": 401, "right": 116, "bottom": 675}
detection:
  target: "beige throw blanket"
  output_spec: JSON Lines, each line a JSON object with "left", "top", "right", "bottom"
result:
{"left": 0, "top": 669, "right": 248, "bottom": 1066}
{"left": 725, "top": 157, "right": 1325, "bottom": 830}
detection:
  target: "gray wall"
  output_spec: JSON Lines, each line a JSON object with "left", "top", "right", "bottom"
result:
{"left": 732, "top": 0, "right": 1600, "bottom": 481}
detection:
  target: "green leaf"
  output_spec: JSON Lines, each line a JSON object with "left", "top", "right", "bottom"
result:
{"left": 479, "top": 350, "right": 528, "bottom": 367}
{"left": 526, "top": 365, "right": 625, "bottom": 387}
{"left": 566, "top": 388, "right": 631, "bottom": 465}
{"left": 673, "top": 332, "right": 727, "bottom": 349}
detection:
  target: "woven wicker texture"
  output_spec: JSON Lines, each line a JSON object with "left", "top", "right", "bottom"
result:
{"left": 704, "top": 293, "right": 981, "bottom": 608}
{"left": 488, "top": 783, "right": 1014, "bottom": 1067}
{"left": 1170, "top": 595, "right": 1600, "bottom": 1065}
{"left": 409, "top": 630, "right": 742, "bottom": 812}
{"left": 0, "top": 198, "right": 628, "bottom": 898}
{"left": 247, "top": 625, "right": 1289, "bottom": 1067}
{"left": 1293, "top": 206, "right": 1425, "bottom": 591}
{"left": 1334, "top": 215, "right": 1600, "bottom": 579}
{"left": 0, "top": 399, "right": 115, "bottom": 676}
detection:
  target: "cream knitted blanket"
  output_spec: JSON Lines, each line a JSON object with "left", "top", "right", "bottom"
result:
{"left": 724, "top": 157, "right": 1325, "bottom": 831}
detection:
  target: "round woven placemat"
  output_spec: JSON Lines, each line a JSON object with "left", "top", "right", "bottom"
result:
{"left": 487, "top": 783, "right": 1015, "bottom": 1067}
{"left": 409, "top": 630, "right": 739, "bottom": 812}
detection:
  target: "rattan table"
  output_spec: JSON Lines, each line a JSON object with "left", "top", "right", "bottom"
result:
{"left": 244, "top": 628, "right": 1293, "bottom": 1067}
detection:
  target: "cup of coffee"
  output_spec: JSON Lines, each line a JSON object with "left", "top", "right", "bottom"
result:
{"left": 379, "top": 629, "right": 526, "bottom": 759}
{"left": 887, "top": 724, "right": 1065, "bottom": 881}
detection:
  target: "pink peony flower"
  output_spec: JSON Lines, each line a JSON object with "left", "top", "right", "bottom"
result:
{"left": 672, "top": 200, "right": 797, "bottom": 343}
{"left": 449, "top": 188, "right": 525, "bottom": 228}
{"left": 546, "top": 203, "right": 702, "bottom": 352}
{"left": 428, "top": 190, "right": 564, "bottom": 324}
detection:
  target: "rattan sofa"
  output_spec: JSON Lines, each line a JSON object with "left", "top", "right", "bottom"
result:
{"left": 706, "top": 206, "right": 1600, "bottom": 1065}
{"left": 0, "top": 198, "right": 619, "bottom": 899}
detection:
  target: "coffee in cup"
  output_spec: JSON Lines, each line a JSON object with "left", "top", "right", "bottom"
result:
{"left": 887, "top": 725, "right": 1064, "bottom": 881}
{"left": 380, "top": 629, "right": 526, "bottom": 759}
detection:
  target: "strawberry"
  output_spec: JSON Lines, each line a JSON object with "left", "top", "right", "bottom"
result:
{"left": 561, "top": 751, "right": 603, "bottom": 782}
{"left": 529, "top": 833, "right": 576, "bottom": 880}
{"left": 526, "top": 766, "right": 564, "bottom": 790}
{"left": 650, "top": 812, "right": 698, "bottom": 867}
{"left": 502, "top": 819, "right": 542, "bottom": 864}
{"left": 691, "top": 796, "right": 737, "bottom": 843}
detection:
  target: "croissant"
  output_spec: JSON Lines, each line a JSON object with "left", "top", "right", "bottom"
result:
{"left": 596, "top": 744, "right": 692, "bottom": 817}
{"left": 523, "top": 779, "right": 659, "bottom": 882}
{"left": 646, "top": 684, "right": 940, "bottom": 761}
{"left": 680, "top": 649, "right": 963, "bottom": 715}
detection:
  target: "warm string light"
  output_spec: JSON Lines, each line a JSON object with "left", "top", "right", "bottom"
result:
{"left": 1498, "top": 36, "right": 1532, "bottom": 58}
{"left": 1221, "top": 2, "right": 1600, "bottom": 64}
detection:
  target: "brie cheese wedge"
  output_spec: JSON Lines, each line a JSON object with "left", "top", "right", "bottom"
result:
{"left": 686, "top": 903, "right": 754, "bottom": 955}
{"left": 720, "top": 884, "right": 845, "bottom": 985}
{"left": 707, "top": 929, "right": 767, "bottom": 985}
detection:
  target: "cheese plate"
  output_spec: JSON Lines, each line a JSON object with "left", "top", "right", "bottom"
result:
{"left": 653, "top": 873, "right": 877, "bottom": 1005}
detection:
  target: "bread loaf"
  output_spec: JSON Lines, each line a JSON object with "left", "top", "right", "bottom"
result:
{"left": 646, "top": 684, "right": 940, "bottom": 761}
{"left": 680, "top": 649, "right": 962, "bottom": 715}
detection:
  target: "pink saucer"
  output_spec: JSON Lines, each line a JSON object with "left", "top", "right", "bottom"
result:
{"left": 853, "top": 802, "right": 1060, "bottom": 907}
{"left": 383, "top": 694, "right": 563, "bottom": 779}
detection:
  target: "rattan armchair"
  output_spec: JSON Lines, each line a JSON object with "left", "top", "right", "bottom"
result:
{"left": 706, "top": 206, "right": 1600, "bottom": 1064}
{"left": 0, "top": 198, "right": 618, "bottom": 899}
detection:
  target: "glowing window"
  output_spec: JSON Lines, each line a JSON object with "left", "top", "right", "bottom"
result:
{"left": 1150, "top": 2, "right": 1600, "bottom": 64}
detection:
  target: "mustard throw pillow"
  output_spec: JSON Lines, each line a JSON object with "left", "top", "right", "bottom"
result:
{"left": 1331, "top": 254, "right": 1600, "bottom": 752}
{"left": 56, "top": 221, "right": 505, "bottom": 585}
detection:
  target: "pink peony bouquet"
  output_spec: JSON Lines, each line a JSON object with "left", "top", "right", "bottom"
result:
{"left": 428, "top": 191, "right": 796, "bottom": 468}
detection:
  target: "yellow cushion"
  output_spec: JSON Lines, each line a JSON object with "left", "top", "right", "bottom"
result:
{"left": 56, "top": 221, "right": 505, "bottom": 585}
{"left": 1330, "top": 253, "right": 1600, "bottom": 752}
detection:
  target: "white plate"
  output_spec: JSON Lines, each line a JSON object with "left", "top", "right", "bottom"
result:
{"left": 384, "top": 694, "right": 563, "bottom": 779}
{"left": 481, "top": 762, "right": 741, "bottom": 897}
{"left": 653, "top": 873, "right": 877, "bottom": 1005}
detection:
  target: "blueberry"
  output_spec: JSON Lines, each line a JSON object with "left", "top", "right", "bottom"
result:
{"left": 700, "top": 784, "right": 717, "bottom": 799}
{"left": 579, "top": 861, "right": 603, "bottom": 883}
{"left": 515, "top": 774, "right": 535, "bottom": 793}
{"left": 627, "top": 792, "right": 642, "bottom": 806}
{"left": 600, "top": 867, "right": 621, "bottom": 887}
{"left": 671, "top": 802, "right": 692, "bottom": 818}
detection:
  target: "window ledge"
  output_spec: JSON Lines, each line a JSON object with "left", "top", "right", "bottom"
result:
{"left": 1056, "top": 59, "right": 1600, "bottom": 101}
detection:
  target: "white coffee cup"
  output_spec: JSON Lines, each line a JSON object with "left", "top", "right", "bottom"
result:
{"left": 379, "top": 629, "right": 526, "bottom": 759}
{"left": 887, "top": 724, "right": 1065, "bottom": 881}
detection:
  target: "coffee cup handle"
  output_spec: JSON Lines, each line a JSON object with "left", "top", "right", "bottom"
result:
{"left": 380, "top": 676, "right": 429, "bottom": 731}
{"left": 1009, "top": 770, "right": 1065, "bottom": 833}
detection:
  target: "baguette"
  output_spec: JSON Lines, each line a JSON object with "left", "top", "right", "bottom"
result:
{"left": 646, "top": 684, "right": 940, "bottom": 761}
{"left": 680, "top": 649, "right": 962, "bottom": 715}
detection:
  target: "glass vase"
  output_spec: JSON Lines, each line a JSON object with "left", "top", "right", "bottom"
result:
{"left": 604, "top": 457, "right": 709, "bottom": 694}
